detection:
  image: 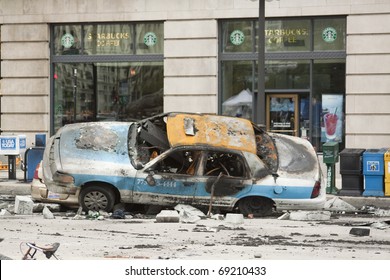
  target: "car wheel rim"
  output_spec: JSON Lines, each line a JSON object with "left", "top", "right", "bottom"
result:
{"left": 84, "top": 191, "right": 108, "bottom": 211}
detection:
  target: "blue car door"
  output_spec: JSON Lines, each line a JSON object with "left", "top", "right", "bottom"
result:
{"left": 132, "top": 149, "right": 203, "bottom": 206}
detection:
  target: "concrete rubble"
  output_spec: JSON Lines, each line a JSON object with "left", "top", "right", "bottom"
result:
{"left": 225, "top": 213, "right": 244, "bottom": 225}
{"left": 43, "top": 206, "right": 55, "bottom": 219}
{"left": 324, "top": 197, "right": 357, "bottom": 212}
{"left": 0, "top": 209, "right": 12, "bottom": 216}
{"left": 155, "top": 210, "right": 180, "bottom": 223}
{"left": 174, "top": 204, "right": 206, "bottom": 223}
{"left": 279, "top": 210, "right": 332, "bottom": 221}
{"left": 14, "top": 195, "right": 33, "bottom": 215}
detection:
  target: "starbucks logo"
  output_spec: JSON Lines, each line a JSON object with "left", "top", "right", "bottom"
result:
{"left": 322, "top": 27, "right": 337, "bottom": 43}
{"left": 144, "top": 32, "right": 157, "bottom": 47}
{"left": 61, "top": 33, "right": 74, "bottom": 48}
{"left": 230, "top": 30, "right": 245, "bottom": 46}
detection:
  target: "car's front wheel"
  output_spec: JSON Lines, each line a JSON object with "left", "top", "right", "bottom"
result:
{"left": 238, "top": 196, "right": 274, "bottom": 217}
{"left": 79, "top": 185, "right": 116, "bottom": 212}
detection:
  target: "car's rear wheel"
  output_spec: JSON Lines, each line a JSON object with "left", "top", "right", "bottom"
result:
{"left": 238, "top": 196, "right": 274, "bottom": 217}
{"left": 80, "top": 185, "right": 115, "bottom": 212}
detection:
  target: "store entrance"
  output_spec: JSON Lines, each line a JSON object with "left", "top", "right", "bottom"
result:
{"left": 266, "top": 93, "right": 310, "bottom": 138}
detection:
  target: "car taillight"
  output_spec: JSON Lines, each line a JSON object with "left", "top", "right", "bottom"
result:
{"left": 33, "top": 163, "right": 41, "bottom": 180}
{"left": 310, "top": 181, "right": 321, "bottom": 198}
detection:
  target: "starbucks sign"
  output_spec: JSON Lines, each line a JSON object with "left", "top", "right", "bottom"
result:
{"left": 322, "top": 27, "right": 337, "bottom": 43}
{"left": 144, "top": 32, "right": 157, "bottom": 47}
{"left": 230, "top": 30, "right": 245, "bottom": 46}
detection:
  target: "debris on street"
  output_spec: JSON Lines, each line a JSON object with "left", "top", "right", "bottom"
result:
{"left": 42, "top": 206, "right": 55, "bottom": 219}
{"left": 225, "top": 213, "right": 244, "bottom": 225}
{"left": 349, "top": 227, "right": 370, "bottom": 237}
{"left": 174, "top": 204, "right": 206, "bottom": 223}
{"left": 0, "top": 209, "right": 11, "bottom": 216}
{"left": 324, "top": 197, "right": 357, "bottom": 212}
{"left": 155, "top": 210, "right": 180, "bottom": 223}
{"left": 280, "top": 210, "right": 332, "bottom": 221}
{"left": 14, "top": 195, "right": 33, "bottom": 215}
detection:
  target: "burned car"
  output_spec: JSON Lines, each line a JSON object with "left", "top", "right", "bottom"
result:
{"left": 42, "top": 112, "right": 325, "bottom": 216}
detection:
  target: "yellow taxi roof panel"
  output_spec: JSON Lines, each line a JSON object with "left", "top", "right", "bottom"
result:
{"left": 166, "top": 113, "right": 257, "bottom": 154}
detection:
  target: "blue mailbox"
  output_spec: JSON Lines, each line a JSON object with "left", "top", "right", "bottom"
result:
{"left": 363, "top": 148, "right": 386, "bottom": 196}
{"left": 23, "top": 134, "right": 47, "bottom": 182}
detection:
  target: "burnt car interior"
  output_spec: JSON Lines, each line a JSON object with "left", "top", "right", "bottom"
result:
{"left": 128, "top": 113, "right": 278, "bottom": 175}
{"left": 147, "top": 149, "right": 247, "bottom": 178}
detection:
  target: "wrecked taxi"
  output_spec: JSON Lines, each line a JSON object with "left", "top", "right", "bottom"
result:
{"left": 42, "top": 112, "right": 325, "bottom": 216}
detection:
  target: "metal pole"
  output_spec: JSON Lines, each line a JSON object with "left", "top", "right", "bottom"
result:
{"left": 255, "top": 0, "right": 266, "bottom": 126}
{"left": 73, "top": 68, "right": 77, "bottom": 123}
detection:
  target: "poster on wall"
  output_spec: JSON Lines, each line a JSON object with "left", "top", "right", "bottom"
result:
{"left": 321, "top": 94, "right": 343, "bottom": 142}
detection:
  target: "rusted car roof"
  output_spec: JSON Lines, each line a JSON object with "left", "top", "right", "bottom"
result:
{"left": 166, "top": 113, "right": 257, "bottom": 154}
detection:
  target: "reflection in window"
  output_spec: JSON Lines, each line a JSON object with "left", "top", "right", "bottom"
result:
{"left": 221, "top": 61, "right": 254, "bottom": 120}
{"left": 53, "top": 62, "right": 163, "bottom": 132}
{"left": 265, "top": 60, "right": 310, "bottom": 89}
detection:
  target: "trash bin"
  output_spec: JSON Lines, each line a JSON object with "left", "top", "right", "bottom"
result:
{"left": 362, "top": 148, "right": 386, "bottom": 197}
{"left": 339, "top": 148, "right": 365, "bottom": 196}
{"left": 385, "top": 149, "right": 390, "bottom": 196}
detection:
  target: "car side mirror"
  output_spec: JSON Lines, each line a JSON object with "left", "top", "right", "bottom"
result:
{"left": 146, "top": 172, "right": 156, "bottom": 186}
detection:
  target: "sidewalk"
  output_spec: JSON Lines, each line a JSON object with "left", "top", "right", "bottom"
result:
{"left": 0, "top": 167, "right": 389, "bottom": 209}
{"left": 0, "top": 169, "right": 31, "bottom": 196}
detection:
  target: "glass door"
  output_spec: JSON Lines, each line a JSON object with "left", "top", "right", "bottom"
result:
{"left": 266, "top": 94, "right": 299, "bottom": 136}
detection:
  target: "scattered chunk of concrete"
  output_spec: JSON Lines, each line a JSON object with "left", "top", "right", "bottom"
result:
{"left": 0, "top": 209, "right": 12, "bottom": 216}
{"left": 33, "top": 203, "right": 61, "bottom": 213}
{"left": 277, "top": 212, "right": 290, "bottom": 220}
{"left": 14, "top": 196, "right": 34, "bottom": 215}
{"left": 225, "top": 213, "right": 244, "bottom": 225}
{"left": 210, "top": 214, "right": 224, "bottom": 220}
{"left": 370, "top": 221, "right": 390, "bottom": 230}
{"left": 43, "top": 206, "right": 55, "bottom": 219}
{"left": 175, "top": 204, "right": 206, "bottom": 218}
{"left": 156, "top": 210, "right": 180, "bottom": 223}
{"left": 324, "top": 197, "right": 357, "bottom": 212}
{"left": 349, "top": 227, "right": 370, "bottom": 236}
{"left": 374, "top": 209, "right": 390, "bottom": 217}
{"left": 174, "top": 204, "right": 204, "bottom": 223}
{"left": 192, "top": 225, "right": 219, "bottom": 233}
{"left": 288, "top": 211, "right": 331, "bottom": 221}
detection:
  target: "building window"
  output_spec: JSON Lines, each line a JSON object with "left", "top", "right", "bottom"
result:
{"left": 264, "top": 19, "right": 311, "bottom": 52}
{"left": 51, "top": 22, "right": 164, "bottom": 133}
{"left": 219, "top": 17, "right": 346, "bottom": 151}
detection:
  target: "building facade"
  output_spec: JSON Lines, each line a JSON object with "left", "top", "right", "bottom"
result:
{"left": 1, "top": 0, "right": 390, "bottom": 152}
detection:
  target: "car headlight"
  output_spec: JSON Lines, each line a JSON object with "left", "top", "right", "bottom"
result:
{"left": 53, "top": 172, "right": 75, "bottom": 185}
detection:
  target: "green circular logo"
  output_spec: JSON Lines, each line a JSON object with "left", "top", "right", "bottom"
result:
{"left": 322, "top": 27, "right": 337, "bottom": 43}
{"left": 144, "top": 32, "right": 157, "bottom": 47}
{"left": 230, "top": 30, "right": 245, "bottom": 46}
{"left": 61, "top": 33, "right": 75, "bottom": 48}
